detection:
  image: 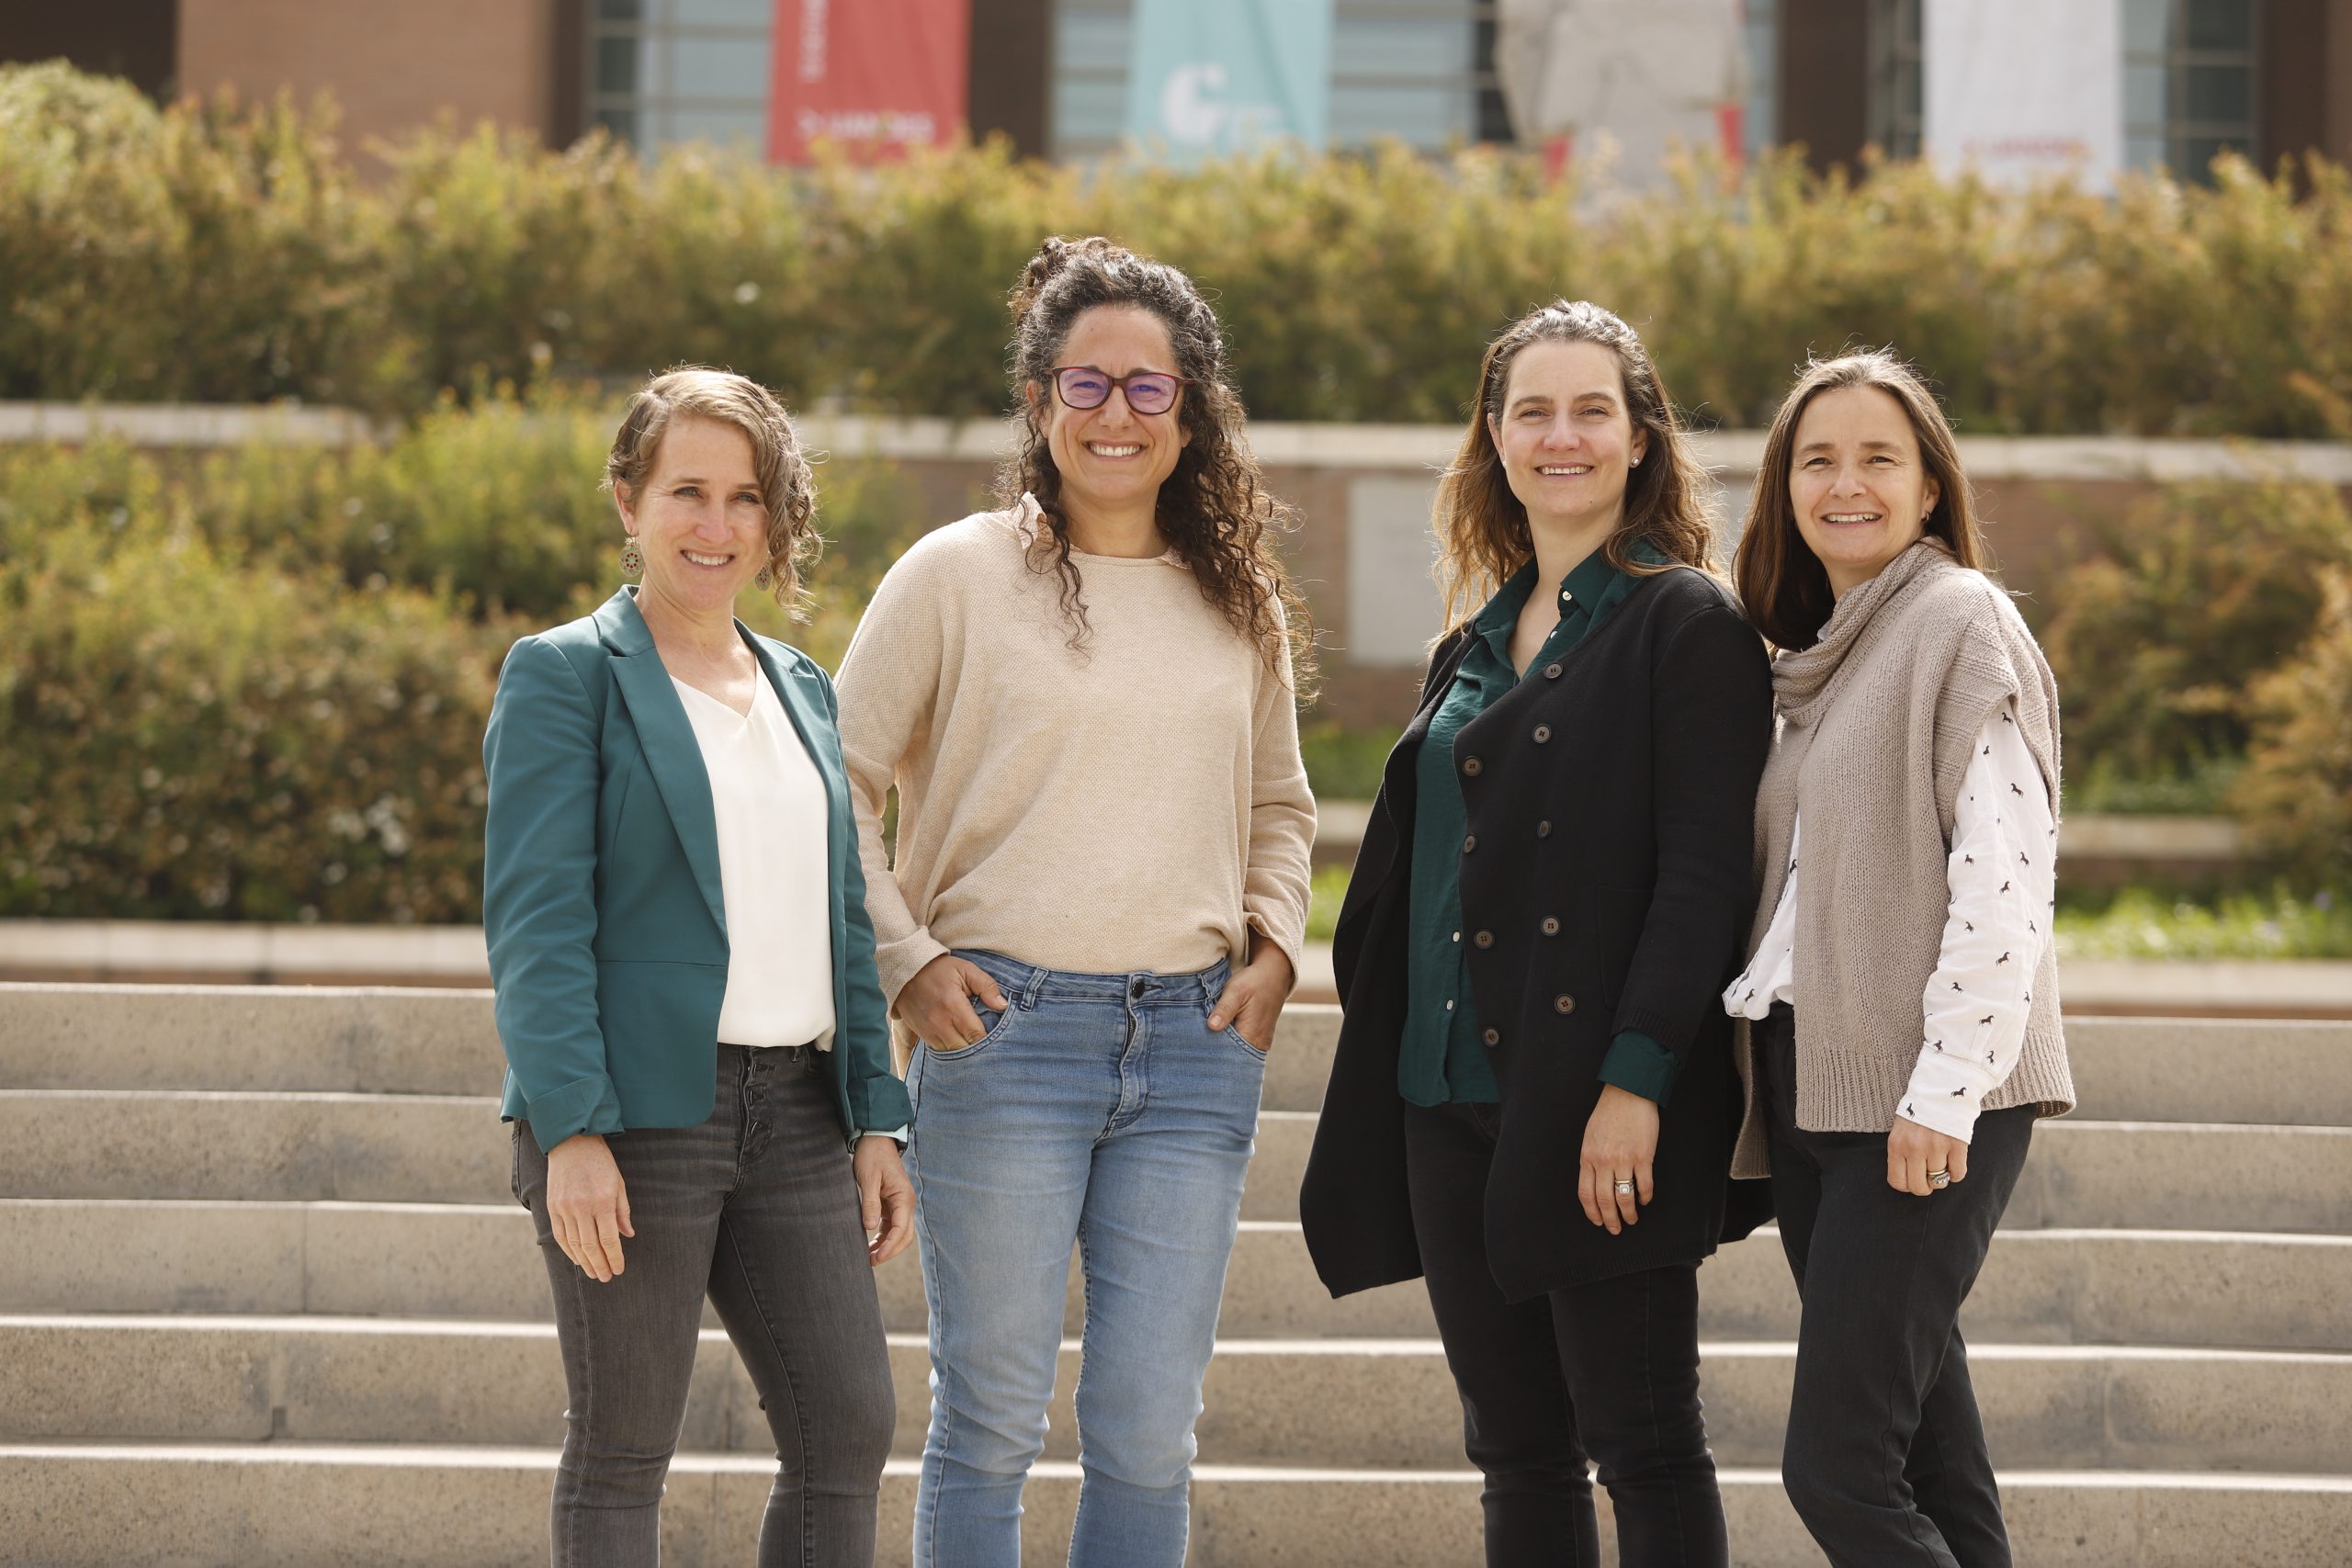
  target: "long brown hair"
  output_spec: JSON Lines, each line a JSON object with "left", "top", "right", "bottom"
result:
{"left": 1003, "top": 235, "right": 1313, "bottom": 688}
{"left": 1432, "top": 299, "right": 1715, "bottom": 635}
{"left": 1733, "top": 350, "right": 1988, "bottom": 651}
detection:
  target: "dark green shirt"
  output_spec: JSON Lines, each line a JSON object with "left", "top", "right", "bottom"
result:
{"left": 1398, "top": 547, "right": 1682, "bottom": 1108}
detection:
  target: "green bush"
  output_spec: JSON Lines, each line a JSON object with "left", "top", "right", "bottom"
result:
{"left": 0, "top": 387, "right": 923, "bottom": 632}
{"left": 0, "top": 524, "right": 512, "bottom": 920}
{"left": 2233, "top": 571, "right": 2352, "bottom": 886}
{"left": 0, "top": 63, "right": 393, "bottom": 405}
{"left": 2038, "top": 476, "right": 2352, "bottom": 789}
{"left": 0, "top": 410, "right": 932, "bottom": 922}
{"left": 10, "top": 62, "right": 2352, "bottom": 435}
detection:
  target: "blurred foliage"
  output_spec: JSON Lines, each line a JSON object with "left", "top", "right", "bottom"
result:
{"left": 2038, "top": 477, "right": 2352, "bottom": 791}
{"left": 2233, "top": 571, "right": 2352, "bottom": 886}
{"left": 2053, "top": 886, "right": 2352, "bottom": 960}
{"left": 0, "top": 397, "right": 927, "bottom": 921}
{"left": 8, "top": 63, "right": 2352, "bottom": 436}
{"left": 1298, "top": 719, "right": 1401, "bottom": 802}
{"left": 0, "top": 525, "right": 511, "bottom": 920}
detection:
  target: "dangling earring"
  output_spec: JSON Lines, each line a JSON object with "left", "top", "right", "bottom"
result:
{"left": 755, "top": 568, "right": 773, "bottom": 590}
{"left": 619, "top": 532, "right": 644, "bottom": 576}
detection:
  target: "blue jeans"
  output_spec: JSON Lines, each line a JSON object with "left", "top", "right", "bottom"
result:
{"left": 905, "top": 950, "right": 1268, "bottom": 1568}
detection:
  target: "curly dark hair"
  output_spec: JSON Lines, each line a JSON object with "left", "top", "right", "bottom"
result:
{"left": 1002, "top": 235, "right": 1313, "bottom": 690}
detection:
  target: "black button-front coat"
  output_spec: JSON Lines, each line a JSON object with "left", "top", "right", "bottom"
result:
{"left": 1300, "top": 565, "right": 1776, "bottom": 1303}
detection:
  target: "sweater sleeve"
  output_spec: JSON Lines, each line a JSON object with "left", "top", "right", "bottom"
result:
{"left": 832, "top": 550, "right": 952, "bottom": 1010}
{"left": 1900, "top": 704, "right": 2056, "bottom": 1141}
{"left": 1242, "top": 611, "right": 1317, "bottom": 983}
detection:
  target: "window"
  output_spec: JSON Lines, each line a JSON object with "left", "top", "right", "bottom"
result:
{"left": 1742, "top": 0, "right": 1779, "bottom": 165}
{"left": 589, "top": 0, "right": 773, "bottom": 154}
{"left": 1050, "top": 0, "right": 1507, "bottom": 160}
{"left": 2122, "top": 0, "right": 2258, "bottom": 181}
{"left": 1865, "top": 0, "right": 1922, "bottom": 161}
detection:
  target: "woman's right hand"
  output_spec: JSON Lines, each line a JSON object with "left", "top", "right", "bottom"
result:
{"left": 547, "top": 1133, "right": 633, "bottom": 1281}
{"left": 897, "top": 953, "right": 1012, "bottom": 1049}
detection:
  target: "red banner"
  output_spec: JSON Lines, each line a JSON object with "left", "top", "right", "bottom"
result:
{"left": 768, "top": 0, "right": 970, "bottom": 164}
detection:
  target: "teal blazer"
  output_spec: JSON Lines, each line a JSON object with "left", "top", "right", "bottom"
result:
{"left": 481, "top": 587, "right": 912, "bottom": 1151}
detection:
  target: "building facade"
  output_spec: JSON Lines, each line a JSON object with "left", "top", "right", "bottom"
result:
{"left": 7, "top": 1, "right": 2346, "bottom": 178}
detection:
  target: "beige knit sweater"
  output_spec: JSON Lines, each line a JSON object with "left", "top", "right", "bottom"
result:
{"left": 832, "top": 495, "right": 1316, "bottom": 1013}
{"left": 1730, "top": 539, "right": 2075, "bottom": 1179}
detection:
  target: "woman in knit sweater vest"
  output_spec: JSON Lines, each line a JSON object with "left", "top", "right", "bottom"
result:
{"left": 1725, "top": 352, "right": 2075, "bottom": 1568}
{"left": 1301, "top": 300, "right": 1774, "bottom": 1567}
{"left": 832, "top": 237, "right": 1315, "bottom": 1568}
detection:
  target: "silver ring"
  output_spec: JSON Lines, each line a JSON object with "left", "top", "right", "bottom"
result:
{"left": 1612, "top": 1179, "right": 1636, "bottom": 1197}
{"left": 1928, "top": 1168, "right": 1952, "bottom": 1190}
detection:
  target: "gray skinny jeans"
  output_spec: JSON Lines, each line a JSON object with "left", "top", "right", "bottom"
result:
{"left": 514, "top": 1043, "right": 895, "bottom": 1567}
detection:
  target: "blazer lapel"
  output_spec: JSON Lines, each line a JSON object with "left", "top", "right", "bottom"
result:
{"left": 596, "top": 590, "right": 729, "bottom": 937}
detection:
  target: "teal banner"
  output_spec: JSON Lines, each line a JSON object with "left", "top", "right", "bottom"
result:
{"left": 1124, "top": 0, "right": 1333, "bottom": 162}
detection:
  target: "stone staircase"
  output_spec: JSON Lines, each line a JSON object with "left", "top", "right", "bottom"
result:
{"left": 2, "top": 982, "right": 2348, "bottom": 1565}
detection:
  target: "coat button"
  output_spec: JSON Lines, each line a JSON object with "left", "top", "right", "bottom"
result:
{"left": 1544, "top": 662, "right": 1563, "bottom": 679}
{"left": 1462, "top": 756, "right": 1483, "bottom": 776}
{"left": 1555, "top": 994, "right": 1577, "bottom": 1015}
{"left": 1541, "top": 917, "right": 1560, "bottom": 936}
{"left": 1462, "top": 834, "right": 1476, "bottom": 853}
{"left": 1532, "top": 725, "right": 1552, "bottom": 743}
{"left": 1537, "top": 820, "right": 1552, "bottom": 838}
{"left": 1473, "top": 931, "right": 1494, "bottom": 949}
{"left": 1483, "top": 1028, "right": 1501, "bottom": 1046}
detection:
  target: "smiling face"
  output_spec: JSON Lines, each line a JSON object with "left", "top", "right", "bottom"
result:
{"left": 1031, "top": 304, "right": 1191, "bottom": 532}
{"left": 1787, "top": 384, "right": 1942, "bottom": 597}
{"left": 1487, "top": 339, "right": 1648, "bottom": 536}
{"left": 616, "top": 413, "right": 770, "bottom": 618}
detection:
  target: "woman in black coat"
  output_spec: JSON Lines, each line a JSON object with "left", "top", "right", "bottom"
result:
{"left": 1299, "top": 301, "right": 1773, "bottom": 1568}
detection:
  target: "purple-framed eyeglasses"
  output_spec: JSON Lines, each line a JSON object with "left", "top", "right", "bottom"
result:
{"left": 1052, "top": 365, "right": 1187, "bottom": 415}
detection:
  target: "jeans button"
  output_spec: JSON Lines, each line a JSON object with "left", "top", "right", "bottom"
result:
{"left": 1130, "top": 978, "right": 1146, "bottom": 998}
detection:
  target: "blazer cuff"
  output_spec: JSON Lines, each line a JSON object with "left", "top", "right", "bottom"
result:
{"left": 1598, "top": 1030, "right": 1680, "bottom": 1108}
{"left": 849, "top": 1074, "right": 914, "bottom": 1148}
{"left": 524, "top": 1073, "right": 625, "bottom": 1151}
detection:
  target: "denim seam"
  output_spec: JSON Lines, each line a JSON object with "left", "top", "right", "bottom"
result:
{"left": 914, "top": 1200, "right": 951, "bottom": 1568}
{"left": 718, "top": 1216, "right": 821, "bottom": 1567}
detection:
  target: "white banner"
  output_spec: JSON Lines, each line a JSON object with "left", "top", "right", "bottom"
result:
{"left": 1924, "top": 0, "right": 2121, "bottom": 190}
{"left": 1496, "top": 0, "right": 1747, "bottom": 186}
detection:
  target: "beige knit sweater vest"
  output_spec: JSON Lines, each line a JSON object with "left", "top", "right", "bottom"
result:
{"left": 1730, "top": 540, "right": 2075, "bottom": 1179}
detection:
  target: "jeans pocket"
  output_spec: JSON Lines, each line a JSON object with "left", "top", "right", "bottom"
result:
{"left": 1218, "top": 1010, "right": 1269, "bottom": 1062}
{"left": 922, "top": 1000, "right": 1016, "bottom": 1062}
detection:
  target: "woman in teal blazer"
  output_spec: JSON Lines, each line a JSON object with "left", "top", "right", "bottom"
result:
{"left": 482, "top": 367, "right": 913, "bottom": 1568}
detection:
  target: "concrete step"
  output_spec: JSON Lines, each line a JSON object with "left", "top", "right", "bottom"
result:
{"left": 6, "top": 1441, "right": 2348, "bottom": 1568}
{"left": 6, "top": 1314, "right": 2346, "bottom": 1478}
{"left": 11, "top": 1089, "right": 2348, "bottom": 1235}
{"left": 18, "top": 1090, "right": 2352, "bottom": 1241}
{"left": 6, "top": 1199, "right": 2347, "bottom": 1351}
{"left": 8, "top": 983, "right": 2351, "bottom": 1124}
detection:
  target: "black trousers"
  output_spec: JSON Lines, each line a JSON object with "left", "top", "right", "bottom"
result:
{"left": 1758, "top": 1006, "right": 2036, "bottom": 1568}
{"left": 1403, "top": 1099, "right": 1728, "bottom": 1568}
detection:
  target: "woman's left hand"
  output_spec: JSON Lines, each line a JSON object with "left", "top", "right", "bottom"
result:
{"left": 1209, "top": 938, "right": 1294, "bottom": 1054}
{"left": 1578, "top": 1085, "right": 1660, "bottom": 1235}
{"left": 1888, "top": 1115, "right": 1969, "bottom": 1197}
{"left": 854, "top": 1135, "right": 916, "bottom": 1266}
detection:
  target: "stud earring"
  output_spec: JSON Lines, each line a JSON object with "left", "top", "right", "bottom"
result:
{"left": 619, "top": 533, "right": 644, "bottom": 576}
{"left": 1631, "top": 456, "right": 1643, "bottom": 467}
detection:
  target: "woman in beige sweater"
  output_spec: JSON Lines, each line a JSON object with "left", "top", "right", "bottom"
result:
{"left": 1726, "top": 352, "right": 2074, "bottom": 1568}
{"left": 832, "top": 236, "right": 1315, "bottom": 1568}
